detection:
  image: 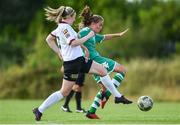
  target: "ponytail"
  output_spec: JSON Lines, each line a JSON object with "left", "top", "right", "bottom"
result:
{"left": 44, "top": 6, "right": 75, "bottom": 24}
{"left": 79, "top": 6, "right": 93, "bottom": 29}
{"left": 79, "top": 6, "right": 104, "bottom": 29}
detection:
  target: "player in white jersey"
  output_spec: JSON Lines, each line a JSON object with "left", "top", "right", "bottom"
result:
{"left": 32, "top": 5, "right": 129, "bottom": 121}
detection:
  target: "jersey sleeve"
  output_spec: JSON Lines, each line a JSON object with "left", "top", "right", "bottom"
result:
{"left": 95, "top": 34, "right": 105, "bottom": 43}
{"left": 62, "top": 25, "right": 77, "bottom": 45}
{"left": 78, "top": 29, "right": 89, "bottom": 38}
{"left": 51, "top": 28, "right": 58, "bottom": 37}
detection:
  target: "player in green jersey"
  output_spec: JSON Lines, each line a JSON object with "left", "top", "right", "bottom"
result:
{"left": 78, "top": 6, "right": 132, "bottom": 119}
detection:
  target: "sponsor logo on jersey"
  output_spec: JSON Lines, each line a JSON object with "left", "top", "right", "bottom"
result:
{"left": 102, "top": 62, "right": 109, "bottom": 69}
{"left": 63, "top": 29, "right": 70, "bottom": 38}
{"left": 63, "top": 29, "right": 68, "bottom": 34}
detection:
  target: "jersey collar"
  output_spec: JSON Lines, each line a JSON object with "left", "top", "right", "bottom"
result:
{"left": 60, "top": 21, "right": 68, "bottom": 24}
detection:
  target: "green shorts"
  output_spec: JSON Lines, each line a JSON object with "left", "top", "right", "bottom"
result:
{"left": 93, "top": 56, "right": 116, "bottom": 83}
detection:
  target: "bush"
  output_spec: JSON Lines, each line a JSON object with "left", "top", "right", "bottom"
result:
{"left": 121, "top": 56, "right": 180, "bottom": 101}
{"left": 0, "top": 56, "right": 180, "bottom": 101}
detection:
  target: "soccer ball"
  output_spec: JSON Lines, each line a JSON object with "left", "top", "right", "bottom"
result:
{"left": 137, "top": 96, "right": 153, "bottom": 111}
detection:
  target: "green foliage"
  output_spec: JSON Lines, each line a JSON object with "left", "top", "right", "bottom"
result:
{"left": 122, "top": 56, "right": 180, "bottom": 101}
{"left": 1, "top": 0, "right": 180, "bottom": 66}
{"left": 0, "top": 0, "right": 43, "bottom": 31}
{"left": 0, "top": 64, "right": 61, "bottom": 99}
{"left": 0, "top": 34, "right": 24, "bottom": 69}
{"left": 0, "top": 12, "right": 62, "bottom": 99}
{"left": 0, "top": 0, "right": 180, "bottom": 99}
{"left": 0, "top": 0, "right": 43, "bottom": 68}
{"left": 4, "top": 56, "right": 180, "bottom": 100}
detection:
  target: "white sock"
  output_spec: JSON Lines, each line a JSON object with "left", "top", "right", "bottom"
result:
{"left": 100, "top": 75, "right": 122, "bottom": 97}
{"left": 38, "top": 91, "right": 63, "bottom": 113}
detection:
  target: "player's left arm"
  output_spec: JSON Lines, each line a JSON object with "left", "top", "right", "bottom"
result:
{"left": 104, "top": 28, "right": 129, "bottom": 41}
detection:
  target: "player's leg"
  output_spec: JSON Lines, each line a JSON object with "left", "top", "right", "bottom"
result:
{"left": 61, "top": 73, "right": 86, "bottom": 113}
{"left": 101, "top": 63, "right": 127, "bottom": 108}
{"left": 86, "top": 83, "right": 105, "bottom": 119}
{"left": 100, "top": 62, "right": 132, "bottom": 108}
{"left": 33, "top": 79, "right": 75, "bottom": 121}
{"left": 100, "top": 72, "right": 126, "bottom": 108}
{"left": 86, "top": 72, "right": 131, "bottom": 119}
{"left": 86, "top": 59, "right": 132, "bottom": 119}
{"left": 86, "top": 74, "right": 128, "bottom": 119}
{"left": 88, "top": 60, "right": 122, "bottom": 98}
{"left": 61, "top": 89, "right": 74, "bottom": 112}
{"left": 74, "top": 73, "right": 86, "bottom": 113}
{"left": 82, "top": 57, "right": 131, "bottom": 119}
{"left": 60, "top": 65, "right": 74, "bottom": 112}
{"left": 33, "top": 58, "right": 81, "bottom": 121}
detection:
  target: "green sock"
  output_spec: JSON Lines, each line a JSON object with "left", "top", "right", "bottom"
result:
{"left": 88, "top": 72, "right": 125, "bottom": 113}
{"left": 88, "top": 91, "right": 102, "bottom": 113}
{"left": 113, "top": 72, "right": 125, "bottom": 86}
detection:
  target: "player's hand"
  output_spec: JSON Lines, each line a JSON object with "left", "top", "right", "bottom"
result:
{"left": 119, "top": 28, "right": 129, "bottom": 36}
{"left": 85, "top": 57, "right": 89, "bottom": 63}
{"left": 84, "top": 49, "right": 89, "bottom": 59}
{"left": 61, "top": 66, "right": 64, "bottom": 72}
{"left": 58, "top": 52, "right": 63, "bottom": 60}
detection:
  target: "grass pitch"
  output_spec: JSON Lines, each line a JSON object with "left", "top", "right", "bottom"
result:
{"left": 0, "top": 99, "right": 180, "bottom": 124}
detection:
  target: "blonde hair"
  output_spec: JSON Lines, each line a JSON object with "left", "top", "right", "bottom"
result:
{"left": 79, "top": 6, "right": 104, "bottom": 29}
{"left": 44, "top": 6, "right": 76, "bottom": 24}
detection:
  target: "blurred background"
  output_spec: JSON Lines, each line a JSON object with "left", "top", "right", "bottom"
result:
{"left": 0, "top": 0, "right": 179, "bottom": 101}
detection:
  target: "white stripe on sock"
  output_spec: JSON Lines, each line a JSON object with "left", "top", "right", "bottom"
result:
{"left": 94, "top": 97, "right": 101, "bottom": 102}
{"left": 92, "top": 103, "right": 98, "bottom": 108}
{"left": 112, "top": 79, "right": 121, "bottom": 87}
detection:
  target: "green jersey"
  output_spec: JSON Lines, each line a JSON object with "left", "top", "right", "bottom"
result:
{"left": 79, "top": 27, "right": 105, "bottom": 59}
{"left": 79, "top": 27, "right": 116, "bottom": 83}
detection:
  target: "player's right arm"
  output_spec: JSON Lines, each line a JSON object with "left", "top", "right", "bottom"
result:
{"left": 69, "top": 31, "right": 94, "bottom": 47}
{"left": 46, "top": 34, "right": 62, "bottom": 60}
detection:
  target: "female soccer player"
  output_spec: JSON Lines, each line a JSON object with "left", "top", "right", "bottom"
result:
{"left": 32, "top": 5, "right": 130, "bottom": 121}
{"left": 78, "top": 6, "right": 132, "bottom": 119}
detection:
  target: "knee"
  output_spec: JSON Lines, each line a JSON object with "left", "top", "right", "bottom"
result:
{"left": 63, "top": 92, "right": 70, "bottom": 97}
{"left": 72, "top": 85, "right": 81, "bottom": 92}
{"left": 60, "top": 89, "right": 70, "bottom": 97}
{"left": 99, "top": 66, "right": 107, "bottom": 77}
{"left": 117, "top": 65, "right": 127, "bottom": 74}
{"left": 75, "top": 87, "right": 81, "bottom": 92}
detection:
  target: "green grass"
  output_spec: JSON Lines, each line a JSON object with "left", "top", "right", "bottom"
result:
{"left": 0, "top": 99, "right": 180, "bottom": 124}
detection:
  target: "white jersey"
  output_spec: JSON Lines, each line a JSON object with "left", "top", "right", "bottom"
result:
{"left": 51, "top": 22, "right": 83, "bottom": 61}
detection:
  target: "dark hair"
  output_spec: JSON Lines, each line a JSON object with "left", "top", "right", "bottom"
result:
{"left": 79, "top": 6, "right": 104, "bottom": 29}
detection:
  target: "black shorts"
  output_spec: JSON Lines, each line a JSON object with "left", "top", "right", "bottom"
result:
{"left": 63, "top": 56, "right": 92, "bottom": 81}
{"left": 76, "top": 73, "right": 85, "bottom": 87}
